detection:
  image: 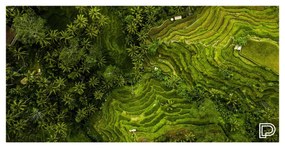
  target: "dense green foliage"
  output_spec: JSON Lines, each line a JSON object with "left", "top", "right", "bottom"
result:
{"left": 6, "top": 6, "right": 196, "bottom": 142}
{"left": 6, "top": 6, "right": 278, "bottom": 142}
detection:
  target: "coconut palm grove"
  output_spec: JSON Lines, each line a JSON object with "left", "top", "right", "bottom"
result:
{"left": 6, "top": 6, "right": 279, "bottom": 142}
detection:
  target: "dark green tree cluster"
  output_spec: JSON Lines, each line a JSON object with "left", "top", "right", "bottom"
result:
{"left": 233, "top": 30, "right": 249, "bottom": 46}
{"left": 6, "top": 6, "right": 124, "bottom": 142}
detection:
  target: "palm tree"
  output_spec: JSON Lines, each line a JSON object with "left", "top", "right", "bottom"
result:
{"left": 75, "top": 108, "right": 88, "bottom": 123}
{"left": 130, "top": 6, "right": 143, "bottom": 15}
{"left": 86, "top": 25, "right": 99, "bottom": 38}
{"left": 132, "top": 53, "right": 144, "bottom": 63}
{"left": 134, "top": 14, "right": 143, "bottom": 27}
{"left": 103, "top": 80, "right": 113, "bottom": 90}
{"left": 140, "top": 44, "right": 149, "bottom": 56}
{"left": 147, "top": 12, "right": 157, "bottom": 24}
{"left": 35, "top": 89, "right": 47, "bottom": 100}
{"left": 59, "top": 31, "right": 72, "bottom": 43}
{"left": 81, "top": 38, "right": 91, "bottom": 49}
{"left": 133, "top": 60, "right": 143, "bottom": 72}
{"left": 44, "top": 52, "right": 56, "bottom": 66}
{"left": 55, "top": 122, "right": 67, "bottom": 139}
{"left": 97, "top": 55, "right": 106, "bottom": 68}
{"left": 89, "top": 76, "right": 99, "bottom": 87}
{"left": 127, "top": 45, "right": 139, "bottom": 57}
{"left": 166, "top": 100, "right": 175, "bottom": 111}
{"left": 49, "top": 77, "right": 65, "bottom": 95}
{"left": 59, "top": 63, "right": 72, "bottom": 73}
{"left": 226, "top": 93, "right": 239, "bottom": 111}
{"left": 48, "top": 122, "right": 67, "bottom": 141}
{"left": 37, "top": 35, "right": 50, "bottom": 48}
{"left": 184, "top": 132, "right": 196, "bottom": 142}
{"left": 125, "top": 34, "right": 134, "bottom": 46}
{"left": 47, "top": 30, "right": 59, "bottom": 42}
{"left": 75, "top": 6, "right": 87, "bottom": 14}
{"left": 137, "top": 30, "right": 148, "bottom": 43}
{"left": 44, "top": 103, "right": 57, "bottom": 118}
{"left": 86, "top": 104, "right": 97, "bottom": 114}
{"left": 11, "top": 99, "right": 26, "bottom": 112}
{"left": 6, "top": 110, "right": 16, "bottom": 128}
{"left": 98, "top": 15, "right": 108, "bottom": 27}
{"left": 117, "top": 76, "right": 126, "bottom": 87}
{"left": 8, "top": 85, "right": 24, "bottom": 96}
{"left": 133, "top": 70, "right": 142, "bottom": 82}
{"left": 55, "top": 111, "right": 66, "bottom": 122}
{"left": 36, "top": 97, "right": 48, "bottom": 108}
{"left": 54, "top": 77, "right": 66, "bottom": 89}
{"left": 62, "top": 93, "right": 75, "bottom": 109}
{"left": 66, "top": 23, "right": 77, "bottom": 36}
{"left": 68, "top": 71, "right": 81, "bottom": 80}
{"left": 30, "top": 108, "right": 44, "bottom": 122}
{"left": 94, "top": 90, "right": 104, "bottom": 100}
{"left": 72, "top": 82, "right": 86, "bottom": 95}
{"left": 9, "top": 46, "right": 27, "bottom": 62}
{"left": 126, "top": 22, "right": 138, "bottom": 35}
{"left": 74, "top": 14, "right": 88, "bottom": 29}
{"left": 11, "top": 119, "right": 28, "bottom": 135}
{"left": 89, "top": 7, "right": 101, "bottom": 20}
{"left": 6, "top": 64, "right": 19, "bottom": 82}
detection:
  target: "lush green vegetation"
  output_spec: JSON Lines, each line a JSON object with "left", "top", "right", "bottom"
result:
{"left": 6, "top": 6, "right": 278, "bottom": 142}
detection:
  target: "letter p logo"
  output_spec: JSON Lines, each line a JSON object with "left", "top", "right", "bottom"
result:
{"left": 259, "top": 123, "right": 276, "bottom": 139}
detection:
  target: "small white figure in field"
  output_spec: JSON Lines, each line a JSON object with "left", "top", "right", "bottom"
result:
{"left": 234, "top": 45, "right": 242, "bottom": 51}
{"left": 171, "top": 16, "right": 182, "bottom": 21}
{"left": 174, "top": 16, "right": 182, "bottom": 20}
{"left": 129, "top": 129, "right": 136, "bottom": 132}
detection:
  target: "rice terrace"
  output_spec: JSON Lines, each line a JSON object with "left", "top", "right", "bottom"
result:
{"left": 6, "top": 6, "right": 279, "bottom": 142}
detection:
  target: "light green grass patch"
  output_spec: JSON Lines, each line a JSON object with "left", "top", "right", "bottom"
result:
{"left": 240, "top": 39, "right": 279, "bottom": 74}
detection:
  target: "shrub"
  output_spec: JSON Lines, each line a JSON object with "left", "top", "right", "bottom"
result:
{"left": 233, "top": 32, "right": 249, "bottom": 46}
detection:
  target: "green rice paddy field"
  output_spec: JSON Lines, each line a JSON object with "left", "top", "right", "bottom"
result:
{"left": 85, "top": 7, "right": 279, "bottom": 142}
